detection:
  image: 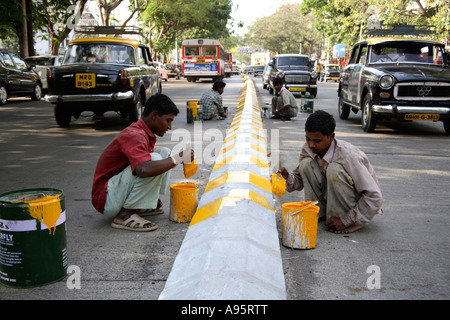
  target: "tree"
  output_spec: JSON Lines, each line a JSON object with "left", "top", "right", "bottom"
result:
{"left": 34, "top": 0, "right": 88, "bottom": 55}
{"left": 136, "top": 0, "right": 232, "bottom": 61}
{"left": 247, "top": 4, "right": 321, "bottom": 56}
{"left": 0, "top": 0, "right": 36, "bottom": 57}
{"left": 301, "top": 0, "right": 450, "bottom": 50}
{"left": 97, "top": 0, "right": 148, "bottom": 27}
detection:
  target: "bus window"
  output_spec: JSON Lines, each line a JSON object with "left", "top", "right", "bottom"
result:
{"left": 185, "top": 46, "right": 199, "bottom": 56}
{"left": 203, "top": 46, "right": 217, "bottom": 56}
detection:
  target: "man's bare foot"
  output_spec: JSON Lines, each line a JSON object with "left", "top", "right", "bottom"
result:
{"left": 332, "top": 224, "right": 364, "bottom": 234}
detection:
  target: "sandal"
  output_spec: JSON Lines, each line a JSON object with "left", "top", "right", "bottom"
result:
{"left": 111, "top": 213, "right": 158, "bottom": 232}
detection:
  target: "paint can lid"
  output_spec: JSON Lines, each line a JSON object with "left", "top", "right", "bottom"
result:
{"left": 0, "top": 188, "right": 63, "bottom": 204}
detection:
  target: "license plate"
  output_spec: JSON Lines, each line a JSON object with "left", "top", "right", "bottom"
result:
{"left": 75, "top": 73, "right": 96, "bottom": 88}
{"left": 404, "top": 114, "right": 439, "bottom": 121}
{"left": 288, "top": 87, "right": 306, "bottom": 92}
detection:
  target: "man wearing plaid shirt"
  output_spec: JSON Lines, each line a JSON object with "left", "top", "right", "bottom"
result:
{"left": 200, "top": 80, "right": 227, "bottom": 120}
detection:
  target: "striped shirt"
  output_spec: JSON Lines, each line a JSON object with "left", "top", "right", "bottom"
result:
{"left": 200, "top": 89, "right": 224, "bottom": 119}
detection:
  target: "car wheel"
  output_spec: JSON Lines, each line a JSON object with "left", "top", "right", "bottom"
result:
{"left": 0, "top": 84, "right": 7, "bottom": 105}
{"left": 361, "top": 94, "right": 377, "bottom": 132}
{"left": 31, "top": 83, "right": 42, "bottom": 101}
{"left": 338, "top": 91, "right": 350, "bottom": 120}
{"left": 54, "top": 104, "right": 71, "bottom": 127}
{"left": 128, "top": 94, "right": 143, "bottom": 123}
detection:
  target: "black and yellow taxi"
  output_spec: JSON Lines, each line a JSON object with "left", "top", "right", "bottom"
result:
{"left": 319, "top": 63, "right": 340, "bottom": 82}
{"left": 45, "top": 36, "right": 161, "bottom": 126}
{"left": 268, "top": 54, "right": 318, "bottom": 97}
{"left": 165, "top": 63, "right": 181, "bottom": 79}
{"left": 338, "top": 33, "right": 450, "bottom": 133}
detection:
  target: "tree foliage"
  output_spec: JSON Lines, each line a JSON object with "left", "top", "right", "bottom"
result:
{"left": 247, "top": 4, "right": 320, "bottom": 55}
{"left": 300, "top": 0, "right": 450, "bottom": 49}
{"left": 136, "top": 0, "right": 232, "bottom": 60}
{"left": 35, "top": 0, "right": 88, "bottom": 55}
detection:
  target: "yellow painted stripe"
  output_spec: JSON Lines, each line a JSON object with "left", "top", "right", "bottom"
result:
{"left": 189, "top": 190, "right": 275, "bottom": 226}
{"left": 223, "top": 132, "right": 265, "bottom": 145}
{"left": 227, "top": 124, "right": 264, "bottom": 136}
{"left": 204, "top": 171, "right": 272, "bottom": 194}
{"left": 217, "top": 142, "right": 266, "bottom": 157}
{"left": 229, "top": 119, "right": 262, "bottom": 129}
{"left": 212, "top": 154, "right": 269, "bottom": 171}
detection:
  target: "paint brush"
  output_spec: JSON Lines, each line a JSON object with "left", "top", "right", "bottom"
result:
{"left": 290, "top": 201, "right": 319, "bottom": 216}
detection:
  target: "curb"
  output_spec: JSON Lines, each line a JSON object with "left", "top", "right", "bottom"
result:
{"left": 159, "top": 76, "right": 286, "bottom": 300}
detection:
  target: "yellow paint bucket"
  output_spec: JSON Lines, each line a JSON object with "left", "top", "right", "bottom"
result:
{"left": 186, "top": 101, "right": 203, "bottom": 124}
{"left": 169, "top": 183, "right": 199, "bottom": 223}
{"left": 281, "top": 201, "right": 320, "bottom": 249}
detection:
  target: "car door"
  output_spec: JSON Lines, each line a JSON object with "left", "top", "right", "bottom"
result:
{"left": 349, "top": 43, "right": 367, "bottom": 105}
{"left": 0, "top": 51, "right": 22, "bottom": 93}
{"left": 341, "top": 43, "right": 367, "bottom": 106}
{"left": 143, "top": 46, "right": 158, "bottom": 94}
{"left": 136, "top": 46, "right": 154, "bottom": 98}
{"left": 10, "top": 52, "right": 35, "bottom": 93}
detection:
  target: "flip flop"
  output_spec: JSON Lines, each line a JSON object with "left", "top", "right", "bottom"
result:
{"left": 137, "top": 208, "right": 164, "bottom": 216}
{"left": 111, "top": 213, "right": 158, "bottom": 232}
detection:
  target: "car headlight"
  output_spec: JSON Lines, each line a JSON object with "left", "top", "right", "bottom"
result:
{"left": 277, "top": 71, "right": 285, "bottom": 79}
{"left": 311, "top": 71, "right": 318, "bottom": 78}
{"left": 379, "top": 75, "right": 394, "bottom": 89}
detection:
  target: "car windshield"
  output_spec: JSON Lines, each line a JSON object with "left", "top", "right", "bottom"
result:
{"left": 254, "top": 66, "right": 264, "bottom": 71}
{"left": 24, "top": 57, "right": 57, "bottom": 66}
{"left": 63, "top": 43, "right": 135, "bottom": 64}
{"left": 278, "top": 56, "right": 309, "bottom": 66}
{"left": 369, "top": 41, "right": 445, "bottom": 65}
{"left": 326, "top": 65, "right": 339, "bottom": 71}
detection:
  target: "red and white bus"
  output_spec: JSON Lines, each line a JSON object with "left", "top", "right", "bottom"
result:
{"left": 225, "top": 52, "right": 232, "bottom": 78}
{"left": 181, "top": 39, "right": 226, "bottom": 82}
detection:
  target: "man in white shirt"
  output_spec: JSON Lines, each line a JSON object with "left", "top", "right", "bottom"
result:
{"left": 278, "top": 110, "right": 383, "bottom": 234}
{"left": 271, "top": 77, "right": 298, "bottom": 121}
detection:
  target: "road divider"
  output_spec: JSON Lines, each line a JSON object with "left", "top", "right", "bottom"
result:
{"left": 159, "top": 76, "right": 286, "bottom": 300}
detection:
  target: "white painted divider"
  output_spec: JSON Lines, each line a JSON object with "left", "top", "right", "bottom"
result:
{"left": 159, "top": 77, "right": 286, "bottom": 300}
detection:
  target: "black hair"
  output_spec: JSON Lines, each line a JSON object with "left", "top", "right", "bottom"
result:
{"left": 273, "top": 77, "right": 283, "bottom": 86}
{"left": 143, "top": 93, "right": 179, "bottom": 117}
{"left": 212, "top": 80, "right": 226, "bottom": 91}
{"left": 305, "top": 110, "right": 336, "bottom": 136}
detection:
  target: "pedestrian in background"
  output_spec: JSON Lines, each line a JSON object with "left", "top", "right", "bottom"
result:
{"left": 200, "top": 80, "right": 228, "bottom": 120}
{"left": 271, "top": 77, "right": 298, "bottom": 121}
{"left": 278, "top": 110, "right": 382, "bottom": 234}
{"left": 91, "top": 94, "right": 194, "bottom": 232}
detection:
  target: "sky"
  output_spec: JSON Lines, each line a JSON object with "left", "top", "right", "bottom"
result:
{"left": 230, "top": 0, "right": 303, "bottom": 36}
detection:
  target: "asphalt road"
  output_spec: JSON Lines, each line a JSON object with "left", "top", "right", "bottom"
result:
{"left": 0, "top": 75, "right": 449, "bottom": 301}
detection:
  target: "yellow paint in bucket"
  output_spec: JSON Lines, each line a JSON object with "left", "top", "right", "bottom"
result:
{"left": 281, "top": 201, "right": 320, "bottom": 249}
{"left": 169, "top": 183, "right": 198, "bottom": 223}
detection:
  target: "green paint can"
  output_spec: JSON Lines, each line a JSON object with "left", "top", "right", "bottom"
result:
{"left": 187, "top": 101, "right": 203, "bottom": 124}
{"left": 0, "top": 188, "right": 67, "bottom": 288}
{"left": 300, "top": 93, "right": 314, "bottom": 113}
